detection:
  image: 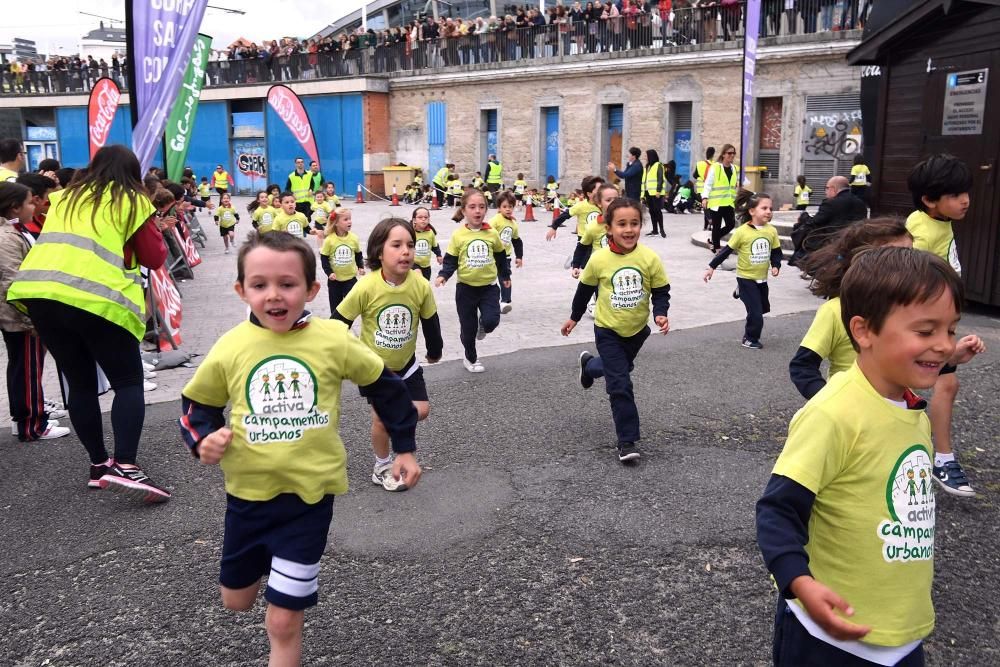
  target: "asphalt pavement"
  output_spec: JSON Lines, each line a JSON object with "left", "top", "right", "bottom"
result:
{"left": 1, "top": 202, "right": 998, "bottom": 666}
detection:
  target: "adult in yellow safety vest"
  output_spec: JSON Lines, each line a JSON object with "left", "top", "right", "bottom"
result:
{"left": 641, "top": 149, "right": 667, "bottom": 238}
{"left": 701, "top": 143, "right": 740, "bottom": 253}
{"left": 484, "top": 154, "right": 503, "bottom": 206}
{"left": 0, "top": 138, "right": 26, "bottom": 182}
{"left": 693, "top": 146, "right": 715, "bottom": 231}
{"left": 6, "top": 144, "right": 172, "bottom": 502}
{"left": 212, "top": 163, "right": 233, "bottom": 205}
{"left": 285, "top": 157, "right": 314, "bottom": 218}
{"left": 432, "top": 162, "right": 454, "bottom": 204}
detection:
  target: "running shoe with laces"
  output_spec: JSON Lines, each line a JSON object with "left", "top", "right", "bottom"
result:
{"left": 101, "top": 463, "right": 171, "bottom": 503}
{"left": 463, "top": 358, "right": 486, "bottom": 373}
{"left": 89, "top": 462, "right": 111, "bottom": 489}
{"left": 579, "top": 351, "right": 594, "bottom": 389}
{"left": 44, "top": 400, "right": 68, "bottom": 419}
{"left": 372, "top": 461, "right": 408, "bottom": 492}
{"left": 476, "top": 322, "right": 487, "bottom": 340}
{"left": 617, "top": 442, "right": 640, "bottom": 463}
{"left": 932, "top": 460, "right": 976, "bottom": 497}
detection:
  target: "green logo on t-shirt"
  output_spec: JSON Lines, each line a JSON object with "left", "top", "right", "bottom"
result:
{"left": 375, "top": 304, "right": 414, "bottom": 350}
{"left": 242, "top": 355, "right": 330, "bottom": 444}
{"left": 878, "top": 444, "right": 935, "bottom": 563}
{"left": 609, "top": 267, "right": 645, "bottom": 309}
{"left": 750, "top": 237, "right": 770, "bottom": 264}
{"left": 464, "top": 239, "right": 493, "bottom": 269}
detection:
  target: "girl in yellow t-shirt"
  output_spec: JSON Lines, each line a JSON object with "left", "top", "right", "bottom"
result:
{"left": 249, "top": 191, "right": 278, "bottom": 233}
{"left": 489, "top": 192, "right": 524, "bottom": 313}
{"left": 850, "top": 154, "right": 871, "bottom": 204}
{"left": 411, "top": 206, "right": 442, "bottom": 281}
{"left": 703, "top": 189, "right": 782, "bottom": 349}
{"left": 214, "top": 192, "right": 239, "bottom": 253}
{"left": 310, "top": 191, "right": 332, "bottom": 234}
{"left": 319, "top": 209, "right": 365, "bottom": 316}
{"left": 265, "top": 183, "right": 281, "bottom": 208}
{"left": 794, "top": 175, "right": 812, "bottom": 211}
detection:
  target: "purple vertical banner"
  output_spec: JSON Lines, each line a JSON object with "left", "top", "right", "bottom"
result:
{"left": 129, "top": 0, "right": 209, "bottom": 173}
{"left": 740, "top": 0, "right": 762, "bottom": 185}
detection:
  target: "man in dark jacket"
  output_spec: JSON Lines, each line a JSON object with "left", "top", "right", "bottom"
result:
{"left": 608, "top": 147, "right": 643, "bottom": 200}
{"left": 790, "top": 176, "right": 868, "bottom": 265}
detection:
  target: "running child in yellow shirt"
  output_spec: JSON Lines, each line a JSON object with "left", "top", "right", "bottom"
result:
{"left": 310, "top": 191, "right": 332, "bottom": 234}
{"left": 319, "top": 208, "right": 364, "bottom": 316}
{"left": 214, "top": 192, "right": 239, "bottom": 254}
{"left": 560, "top": 197, "right": 670, "bottom": 463}
{"left": 334, "top": 218, "right": 443, "bottom": 492}
{"left": 179, "top": 231, "right": 421, "bottom": 667}
{"left": 570, "top": 183, "right": 618, "bottom": 276}
{"left": 411, "top": 206, "right": 442, "bottom": 280}
{"left": 248, "top": 190, "right": 278, "bottom": 233}
{"left": 489, "top": 192, "right": 524, "bottom": 313}
{"left": 546, "top": 175, "right": 604, "bottom": 242}
{"left": 272, "top": 192, "right": 309, "bottom": 238}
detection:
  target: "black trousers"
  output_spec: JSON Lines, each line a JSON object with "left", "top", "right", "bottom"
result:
{"left": 773, "top": 598, "right": 925, "bottom": 666}
{"left": 646, "top": 196, "right": 664, "bottom": 234}
{"left": 710, "top": 206, "right": 736, "bottom": 250}
{"left": 455, "top": 282, "right": 500, "bottom": 363}
{"left": 582, "top": 325, "right": 650, "bottom": 444}
{"left": 737, "top": 277, "right": 770, "bottom": 343}
{"left": 295, "top": 201, "right": 312, "bottom": 219}
{"left": 327, "top": 277, "right": 357, "bottom": 317}
{"left": 24, "top": 299, "right": 144, "bottom": 465}
{"left": 499, "top": 257, "right": 513, "bottom": 303}
{"left": 416, "top": 265, "right": 432, "bottom": 281}
{"left": 2, "top": 329, "right": 51, "bottom": 440}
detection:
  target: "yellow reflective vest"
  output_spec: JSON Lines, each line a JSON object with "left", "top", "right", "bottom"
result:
{"left": 7, "top": 187, "right": 153, "bottom": 340}
{"left": 642, "top": 162, "right": 666, "bottom": 197}
{"left": 213, "top": 171, "right": 230, "bottom": 189}
{"left": 486, "top": 161, "right": 503, "bottom": 184}
{"left": 694, "top": 159, "right": 712, "bottom": 193}
{"left": 433, "top": 167, "right": 450, "bottom": 187}
{"left": 288, "top": 171, "right": 313, "bottom": 203}
{"left": 706, "top": 163, "right": 740, "bottom": 209}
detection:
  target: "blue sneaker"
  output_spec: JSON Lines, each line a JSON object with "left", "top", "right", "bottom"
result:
{"left": 932, "top": 460, "right": 975, "bottom": 497}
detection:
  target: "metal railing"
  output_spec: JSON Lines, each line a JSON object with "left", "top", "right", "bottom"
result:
{"left": 0, "top": 1, "right": 870, "bottom": 96}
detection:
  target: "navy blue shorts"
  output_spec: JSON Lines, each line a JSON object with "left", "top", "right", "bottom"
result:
{"left": 366, "top": 366, "right": 428, "bottom": 404}
{"left": 220, "top": 493, "right": 334, "bottom": 610}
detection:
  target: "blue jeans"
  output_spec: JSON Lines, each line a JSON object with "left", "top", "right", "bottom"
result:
{"left": 582, "top": 325, "right": 651, "bottom": 444}
{"left": 737, "top": 277, "right": 770, "bottom": 343}
{"left": 499, "top": 257, "right": 513, "bottom": 303}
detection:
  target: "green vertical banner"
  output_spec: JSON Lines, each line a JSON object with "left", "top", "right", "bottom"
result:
{"left": 165, "top": 33, "right": 212, "bottom": 181}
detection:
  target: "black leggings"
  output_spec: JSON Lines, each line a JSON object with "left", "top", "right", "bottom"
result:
{"left": 24, "top": 299, "right": 144, "bottom": 465}
{"left": 646, "top": 196, "right": 664, "bottom": 234}
{"left": 327, "top": 277, "right": 357, "bottom": 317}
{"left": 710, "top": 206, "right": 736, "bottom": 251}
{"left": 455, "top": 282, "right": 501, "bottom": 363}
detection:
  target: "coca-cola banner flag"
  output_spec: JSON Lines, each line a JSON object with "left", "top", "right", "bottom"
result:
{"left": 166, "top": 33, "right": 212, "bottom": 181}
{"left": 149, "top": 265, "right": 183, "bottom": 350}
{"left": 266, "top": 85, "right": 320, "bottom": 167}
{"left": 173, "top": 218, "right": 202, "bottom": 268}
{"left": 88, "top": 77, "right": 121, "bottom": 160}
{"left": 129, "top": 0, "right": 209, "bottom": 173}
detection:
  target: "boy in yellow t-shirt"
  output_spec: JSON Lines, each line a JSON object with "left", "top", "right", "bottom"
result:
{"left": 178, "top": 231, "right": 420, "bottom": 667}
{"left": 546, "top": 175, "right": 604, "bottom": 242}
{"left": 850, "top": 154, "right": 871, "bottom": 204}
{"left": 560, "top": 198, "right": 670, "bottom": 463}
{"left": 794, "top": 175, "right": 811, "bottom": 211}
{"left": 271, "top": 192, "right": 309, "bottom": 238}
{"left": 757, "top": 246, "right": 965, "bottom": 665}
{"left": 489, "top": 192, "right": 524, "bottom": 313}
{"left": 905, "top": 154, "right": 978, "bottom": 497}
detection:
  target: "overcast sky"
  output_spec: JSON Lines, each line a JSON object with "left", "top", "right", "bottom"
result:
{"left": 3, "top": 1, "right": 364, "bottom": 54}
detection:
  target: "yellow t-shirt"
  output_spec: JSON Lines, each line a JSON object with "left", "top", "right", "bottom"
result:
{"left": 321, "top": 232, "right": 362, "bottom": 281}
{"left": 181, "top": 318, "right": 384, "bottom": 503}
{"left": 794, "top": 184, "right": 812, "bottom": 206}
{"left": 252, "top": 206, "right": 278, "bottom": 233}
{"left": 311, "top": 201, "right": 331, "bottom": 227}
{"left": 579, "top": 220, "right": 610, "bottom": 252}
{"left": 197, "top": 183, "right": 211, "bottom": 198}
{"left": 216, "top": 206, "right": 238, "bottom": 229}
{"left": 445, "top": 224, "right": 505, "bottom": 286}
{"left": 327, "top": 194, "right": 341, "bottom": 208}
{"left": 569, "top": 201, "right": 601, "bottom": 236}
{"left": 513, "top": 180, "right": 527, "bottom": 194}
{"left": 546, "top": 182, "right": 560, "bottom": 195}
{"left": 906, "top": 210, "right": 960, "bottom": 275}
{"left": 799, "top": 297, "right": 855, "bottom": 378}
{"left": 580, "top": 244, "right": 669, "bottom": 338}
{"left": 489, "top": 213, "right": 520, "bottom": 257}
{"left": 414, "top": 229, "right": 438, "bottom": 269}
{"left": 773, "top": 363, "right": 935, "bottom": 647}
{"left": 850, "top": 164, "right": 871, "bottom": 187}
{"left": 272, "top": 211, "right": 308, "bottom": 237}
{"left": 335, "top": 271, "right": 438, "bottom": 372}
{"left": 727, "top": 222, "right": 781, "bottom": 281}
{"left": 448, "top": 179, "right": 463, "bottom": 196}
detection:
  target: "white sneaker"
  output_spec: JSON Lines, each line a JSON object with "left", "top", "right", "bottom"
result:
{"left": 476, "top": 323, "right": 487, "bottom": 340}
{"left": 141, "top": 361, "right": 156, "bottom": 372}
{"left": 371, "top": 461, "right": 408, "bottom": 492}
{"left": 10, "top": 419, "right": 61, "bottom": 435}
{"left": 463, "top": 358, "right": 486, "bottom": 373}
{"left": 44, "top": 400, "right": 68, "bottom": 419}
{"left": 143, "top": 380, "right": 157, "bottom": 392}
{"left": 500, "top": 302, "right": 512, "bottom": 314}
{"left": 39, "top": 425, "right": 71, "bottom": 440}
{"left": 143, "top": 369, "right": 157, "bottom": 379}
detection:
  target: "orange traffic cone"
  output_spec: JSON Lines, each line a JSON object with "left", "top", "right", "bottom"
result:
{"left": 390, "top": 185, "right": 400, "bottom": 206}
{"left": 523, "top": 199, "right": 536, "bottom": 222}
{"left": 355, "top": 183, "right": 365, "bottom": 203}
{"left": 431, "top": 190, "right": 440, "bottom": 211}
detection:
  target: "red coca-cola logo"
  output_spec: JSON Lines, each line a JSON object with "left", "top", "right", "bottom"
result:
{"left": 149, "top": 266, "right": 183, "bottom": 350}
{"left": 268, "top": 87, "right": 312, "bottom": 145}
{"left": 89, "top": 79, "right": 121, "bottom": 156}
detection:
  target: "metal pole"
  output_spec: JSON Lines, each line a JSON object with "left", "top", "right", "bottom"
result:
{"left": 361, "top": 2, "right": 368, "bottom": 31}
{"left": 124, "top": 0, "right": 139, "bottom": 129}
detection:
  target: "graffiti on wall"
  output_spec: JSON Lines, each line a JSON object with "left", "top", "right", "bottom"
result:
{"left": 759, "top": 98, "right": 783, "bottom": 150}
{"left": 804, "top": 110, "right": 863, "bottom": 160}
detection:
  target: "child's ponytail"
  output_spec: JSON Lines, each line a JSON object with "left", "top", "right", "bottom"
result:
{"left": 734, "top": 188, "right": 769, "bottom": 224}
{"left": 801, "top": 217, "right": 912, "bottom": 299}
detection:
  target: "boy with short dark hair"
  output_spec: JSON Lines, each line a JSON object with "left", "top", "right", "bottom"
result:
{"left": 757, "top": 246, "right": 964, "bottom": 666}
{"left": 905, "top": 154, "right": 977, "bottom": 497}
{"left": 179, "top": 231, "right": 421, "bottom": 666}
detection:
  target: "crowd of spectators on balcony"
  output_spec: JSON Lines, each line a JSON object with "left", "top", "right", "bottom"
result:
{"left": 1, "top": 1, "right": 874, "bottom": 94}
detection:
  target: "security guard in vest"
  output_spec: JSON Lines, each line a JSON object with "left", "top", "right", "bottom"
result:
{"left": 484, "top": 153, "right": 503, "bottom": 206}
{"left": 701, "top": 143, "right": 740, "bottom": 253}
{"left": 212, "top": 164, "right": 232, "bottom": 205}
{"left": 693, "top": 146, "right": 715, "bottom": 230}
{"left": 432, "top": 162, "right": 454, "bottom": 205}
{"left": 641, "top": 149, "right": 667, "bottom": 238}
{"left": 286, "top": 157, "right": 315, "bottom": 219}
{"left": 0, "top": 138, "right": 26, "bottom": 182}
{"left": 309, "top": 160, "right": 324, "bottom": 193}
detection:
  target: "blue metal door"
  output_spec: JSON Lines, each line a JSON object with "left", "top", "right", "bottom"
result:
{"left": 427, "top": 101, "right": 447, "bottom": 179}
{"left": 673, "top": 130, "right": 691, "bottom": 187}
{"left": 486, "top": 109, "right": 497, "bottom": 157}
{"left": 544, "top": 107, "right": 559, "bottom": 181}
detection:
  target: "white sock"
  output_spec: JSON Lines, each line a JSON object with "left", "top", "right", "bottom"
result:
{"left": 935, "top": 452, "right": 955, "bottom": 467}
{"left": 375, "top": 455, "right": 392, "bottom": 467}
